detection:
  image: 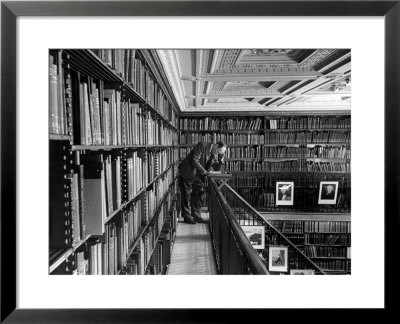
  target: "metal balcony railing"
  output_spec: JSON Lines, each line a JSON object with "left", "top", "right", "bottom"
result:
{"left": 207, "top": 176, "right": 326, "bottom": 275}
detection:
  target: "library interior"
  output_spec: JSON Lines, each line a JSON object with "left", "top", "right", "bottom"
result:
{"left": 49, "top": 49, "right": 351, "bottom": 275}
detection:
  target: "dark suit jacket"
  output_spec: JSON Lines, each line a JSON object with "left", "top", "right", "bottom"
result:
{"left": 179, "top": 141, "right": 219, "bottom": 180}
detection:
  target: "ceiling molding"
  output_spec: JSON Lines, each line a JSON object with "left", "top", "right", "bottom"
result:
{"left": 181, "top": 105, "right": 351, "bottom": 112}
{"left": 158, "top": 49, "right": 351, "bottom": 114}
{"left": 195, "top": 49, "right": 201, "bottom": 108}
{"left": 196, "top": 90, "right": 283, "bottom": 98}
{"left": 157, "top": 49, "right": 187, "bottom": 111}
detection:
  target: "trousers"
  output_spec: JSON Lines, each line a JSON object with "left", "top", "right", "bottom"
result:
{"left": 178, "top": 175, "right": 206, "bottom": 220}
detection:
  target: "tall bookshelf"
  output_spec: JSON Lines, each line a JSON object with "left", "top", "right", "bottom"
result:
{"left": 179, "top": 113, "right": 351, "bottom": 274}
{"left": 49, "top": 49, "right": 180, "bottom": 275}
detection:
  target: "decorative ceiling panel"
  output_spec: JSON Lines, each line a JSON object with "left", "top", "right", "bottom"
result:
{"left": 157, "top": 49, "right": 351, "bottom": 113}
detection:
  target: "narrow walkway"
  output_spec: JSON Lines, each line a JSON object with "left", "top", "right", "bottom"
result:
{"left": 167, "top": 213, "right": 217, "bottom": 275}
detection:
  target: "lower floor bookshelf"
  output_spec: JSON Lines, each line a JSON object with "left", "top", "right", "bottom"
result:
{"left": 261, "top": 213, "right": 351, "bottom": 274}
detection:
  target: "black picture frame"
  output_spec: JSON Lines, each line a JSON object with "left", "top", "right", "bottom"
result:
{"left": 1, "top": 0, "right": 399, "bottom": 322}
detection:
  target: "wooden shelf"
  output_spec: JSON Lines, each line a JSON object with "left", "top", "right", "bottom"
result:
{"left": 304, "top": 243, "right": 350, "bottom": 247}
{"left": 180, "top": 128, "right": 350, "bottom": 133}
{"left": 179, "top": 143, "right": 350, "bottom": 147}
{"left": 309, "top": 256, "right": 349, "bottom": 260}
{"left": 49, "top": 249, "right": 72, "bottom": 273}
{"left": 305, "top": 231, "right": 351, "bottom": 234}
{"left": 260, "top": 213, "right": 351, "bottom": 222}
{"left": 72, "top": 144, "right": 178, "bottom": 152}
{"left": 229, "top": 170, "right": 350, "bottom": 174}
{"left": 224, "top": 157, "right": 350, "bottom": 162}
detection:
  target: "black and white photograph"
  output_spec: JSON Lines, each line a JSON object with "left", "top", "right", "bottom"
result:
{"left": 276, "top": 182, "right": 294, "bottom": 206}
{"left": 3, "top": 4, "right": 394, "bottom": 315}
{"left": 268, "top": 246, "right": 288, "bottom": 272}
{"left": 318, "top": 181, "right": 339, "bottom": 204}
{"left": 241, "top": 226, "right": 265, "bottom": 249}
{"left": 48, "top": 48, "right": 351, "bottom": 276}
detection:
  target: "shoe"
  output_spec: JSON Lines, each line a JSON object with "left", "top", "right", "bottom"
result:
{"left": 183, "top": 217, "right": 196, "bottom": 224}
{"left": 193, "top": 217, "right": 208, "bottom": 224}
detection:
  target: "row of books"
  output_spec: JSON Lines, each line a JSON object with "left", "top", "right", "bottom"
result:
{"left": 305, "top": 246, "right": 348, "bottom": 258}
{"left": 147, "top": 233, "right": 171, "bottom": 275}
{"left": 49, "top": 52, "right": 69, "bottom": 135}
{"left": 315, "top": 259, "right": 351, "bottom": 271}
{"left": 71, "top": 187, "right": 173, "bottom": 275}
{"left": 146, "top": 171, "right": 173, "bottom": 222}
{"left": 262, "top": 146, "right": 350, "bottom": 159}
{"left": 72, "top": 222, "right": 125, "bottom": 275}
{"left": 180, "top": 117, "right": 262, "bottom": 131}
{"left": 281, "top": 234, "right": 305, "bottom": 246}
{"left": 126, "top": 151, "right": 147, "bottom": 200}
{"left": 239, "top": 191, "right": 276, "bottom": 208}
{"left": 230, "top": 146, "right": 350, "bottom": 159}
{"left": 72, "top": 77, "right": 178, "bottom": 146}
{"left": 79, "top": 154, "right": 122, "bottom": 237}
{"left": 57, "top": 151, "right": 173, "bottom": 251}
{"left": 128, "top": 222, "right": 165, "bottom": 274}
{"left": 304, "top": 233, "right": 351, "bottom": 245}
{"left": 50, "top": 53, "right": 178, "bottom": 143}
{"left": 267, "top": 116, "right": 351, "bottom": 130}
{"left": 305, "top": 161, "right": 351, "bottom": 172}
{"left": 91, "top": 49, "right": 178, "bottom": 125}
{"left": 125, "top": 192, "right": 173, "bottom": 275}
{"left": 179, "top": 116, "right": 351, "bottom": 131}
{"left": 179, "top": 145, "right": 350, "bottom": 161}
{"left": 269, "top": 220, "right": 304, "bottom": 233}
{"left": 72, "top": 223, "right": 129, "bottom": 275}
{"left": 304, "top": 221, "right": 351, "bottom": 233}
{"left": 226, "top": 160, "right": 350, "bottom": 172}
{"left": 57, "top": 154, "right": 121, "bottom": 247}
{"left": 125, "top": 200, "right": 143, "bottom": 249}
{"left": 147, "top": 149, "right": 174, "bottom": 181}
{"left": 226, "top": 146, "right": 262, "bottom": 158}
{"left": 91, "top": 49, "right": 132, "bottom": 81}
{"left": 146, "top": 111, "right": 178, "bottom": 146}
{"left": 231, "top": 175, "right": 265, "bottom": 187}
{"left": 179, "top": 132, "right": 350, "bottom": 145}
{"left": 225, "top": 160, "right": 306, "bottom": 172}
{"left": 126, "top": 149, "right": 175, "bottom": 201}
{"left": 307, "top": 146, "right": 351, "bottom": 159}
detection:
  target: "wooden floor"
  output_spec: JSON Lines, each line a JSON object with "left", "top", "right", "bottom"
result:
{"left": 167, "top": 215, "right": 217, "bottom": 275}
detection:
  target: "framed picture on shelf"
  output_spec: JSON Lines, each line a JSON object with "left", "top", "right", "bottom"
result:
{"left": 318, "top": 181, "right": 339, "bottom": 204}
{"left": 276, "top": 182, "right": 294, "bottom": 206}
{"left": 290, "top": 269, "right": 315, "bottom": 275}
{"left": 241, "top": 225, "right": 265, "bottom": 249}
{"left": 268, "top": 246, "right": 288, "bottom": 272}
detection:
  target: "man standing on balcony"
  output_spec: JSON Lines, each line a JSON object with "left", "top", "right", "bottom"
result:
{"left": 178, "top": 141, "right": 227, "bottom": 224}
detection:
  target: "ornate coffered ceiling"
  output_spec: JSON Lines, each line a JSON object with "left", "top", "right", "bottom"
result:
{"left": 157, "top": 49, "right": 351, "bottom": 113}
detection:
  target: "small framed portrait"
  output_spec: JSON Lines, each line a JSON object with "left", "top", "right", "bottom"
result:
{"left": 241, "top": 225, "right": 265, "bottom": 249}
{"left": 268, "top": 246, "right": 288, "bottom": 272}
{"left": 318, "top": 181, "right": 339, "bottom": 204}
{"left": 290, "top": 269, "right": 315, "bottom": 275}
{"left": 276, "top": 182, "right": 294, "bottom": 206}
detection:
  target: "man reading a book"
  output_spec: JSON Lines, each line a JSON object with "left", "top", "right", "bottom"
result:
{"left": 178, "top": 141, "right": 227, "bottom": 224}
